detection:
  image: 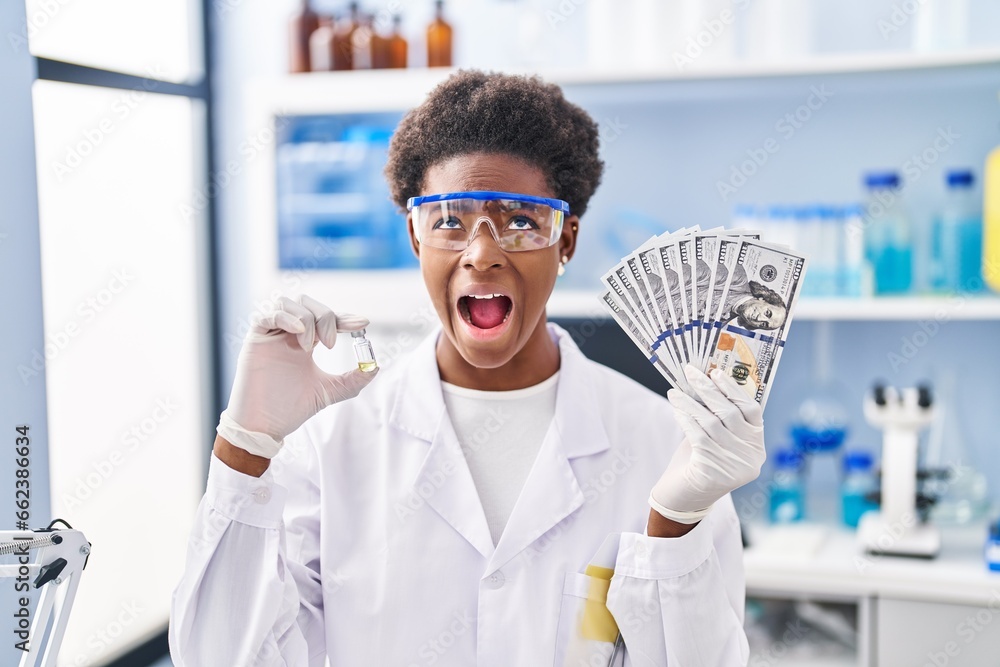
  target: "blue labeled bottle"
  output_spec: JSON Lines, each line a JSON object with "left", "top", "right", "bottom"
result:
{"left": 769, "top": 449, "right": 805, "bottom": 523}
{"left": 863, "top": 171, "right": 912, "bottom": 294}
{"left": 841, "top": 450, "right": 878, "bottom": 528}
{"left": 987, "top": 519, "right": 1000, "bottom": 572}
{"left": 930, "top": 169, "right": 983, "bottom": 293}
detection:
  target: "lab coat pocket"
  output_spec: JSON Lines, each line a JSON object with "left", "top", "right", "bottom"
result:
{"left": 553, "top": 571, "right": 620, "bottom": 667}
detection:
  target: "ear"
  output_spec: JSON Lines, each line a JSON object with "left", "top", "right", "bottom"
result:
{"left": 407, "top": 212, "right": 420, "bottom": 258}
{"left": 557, "top": 214, "right": 579, "bottom": 262}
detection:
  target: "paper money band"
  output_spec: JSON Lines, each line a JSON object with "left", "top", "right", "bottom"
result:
{"left": 648, "top": 494, "right": 713, "bottom": 524}
{"left": 712, "top": 323, "right": 786, "bottom": 347}
{"left": 216, "top": 409, "right": 283, "bottom": 459}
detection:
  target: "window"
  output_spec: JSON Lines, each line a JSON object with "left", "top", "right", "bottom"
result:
{"left": 26, "top": 1, "right": 214, "bottom": 663}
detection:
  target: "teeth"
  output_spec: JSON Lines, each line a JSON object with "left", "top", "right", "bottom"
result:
{"left": 468, "top": 293, "right": 505, "bottom": 299}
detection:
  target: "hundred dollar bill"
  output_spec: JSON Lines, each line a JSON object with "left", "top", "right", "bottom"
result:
{"left": 676, "top": 234, "right": 700, "bottom": 364}
{"left": 625, "top": 243, "right": 684, "bottom": 377}
{"left": 655, "top": 240, "right": 693, "bottom": 366}
{"left": 700, "top": 231, "right": 760, "bottom": 364}
{"left": 601, "top": 264, "right": 658, "bottom": 343}
{"left": 692, "top": 230, "right": 725, "bottom": 366}
{"left": 599, "top": 291, "right": 686, "bottom": 389}
{"left": 633, "top": 243, "right": 684, "bottom": 378}
{"left": 705, "top": 239, "right": 808, "bottom": 408}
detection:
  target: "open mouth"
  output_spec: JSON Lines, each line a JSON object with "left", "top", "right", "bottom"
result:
{"left": 457, "top": 293, "right": 513, "bottom": 330}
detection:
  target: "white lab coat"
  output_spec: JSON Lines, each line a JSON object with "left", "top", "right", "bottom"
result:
{"left": 169, "top": 323, "right": 749, "bottom": 666}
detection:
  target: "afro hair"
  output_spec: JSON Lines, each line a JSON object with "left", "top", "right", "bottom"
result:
{"left": 384, "top": 70, "right": 604, "bottom": 217}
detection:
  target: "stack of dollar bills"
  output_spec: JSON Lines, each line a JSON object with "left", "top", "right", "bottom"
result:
{"left": 599, "top": 227, "right": 808, "bottom": 408}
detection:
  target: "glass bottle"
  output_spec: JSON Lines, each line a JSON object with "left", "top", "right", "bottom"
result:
{"left": 388, "top": 15, "right": 408, "bottom": 68}
{"left": 840, "top": 204, "right": 870, "bottom": 297}
{"left": 369, "top": 15, "right": 392, "bottom": 69}
{"left": 333, "top": 2, "right": 360, "bottom": 70}
{"left": 769, "top": 449, "right": 805, "bottom": 523}
{"left": 309, "top": 16, "right": 336, "bottom": 72}
{"left": 863, "top": 171, "right": 912, "bottom": 294}
{"left": 924, "top": 370, "right": 991, "bottom": 525}
{"left": 841, "top": 450, "right": 878, "bottom": 528}
{"left": 351, "top": 13, "right": 374, "bottom": 70}
{"left": 352, "top": 329, "right": 378, "bottom": 372}
{"left": 987, "top": 518, "right": 1000, "bottom": 572}
{"left": 427, "top": 0, "right": 452, "bottom": 68}
{"left": 289, "top": 0, "right": 320, "bottom": 73}
{"left": 930, "top": 169, "right": 983, "bottom": 293}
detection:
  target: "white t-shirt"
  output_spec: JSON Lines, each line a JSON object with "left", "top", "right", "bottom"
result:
{"left": 441, "top": 372, "right": 559, "bottom": 546}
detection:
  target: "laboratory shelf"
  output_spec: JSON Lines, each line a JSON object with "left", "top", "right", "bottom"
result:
{"left": 743, "top": 523, "right": 1000, "bottom": 608}
{"left": 249, "top": 47, "right": 1000, "bottom": 115}
{"left": 546, "top": 290, "right": 1000, "bottom": 321}
{"left": 272, "top": 47, "right": 1000, "bottom": 89}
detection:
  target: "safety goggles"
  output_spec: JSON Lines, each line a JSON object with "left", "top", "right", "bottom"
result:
{"left": 407, "top": 191, "right": 569, "bottom": 252}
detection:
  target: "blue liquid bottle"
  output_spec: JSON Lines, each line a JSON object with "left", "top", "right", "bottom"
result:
{"left": 930, "top": 169, "right": 984, "bottom": 293}
{"left": 863, "top": 171, "right": 912, "bottom": 294}
{"left": 770, "top": 449, "right": 805, "bottom": 523}
{"left": 841, "top": 450, "right": 878, "bottom": 528}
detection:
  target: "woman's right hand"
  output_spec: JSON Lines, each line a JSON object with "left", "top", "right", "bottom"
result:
{"left": 216, "top": 294, "right": 378, "bottom": 461}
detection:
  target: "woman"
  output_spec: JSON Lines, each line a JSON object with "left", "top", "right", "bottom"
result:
{"left": 170, "top": 71, "right": 764, "bottom": 666}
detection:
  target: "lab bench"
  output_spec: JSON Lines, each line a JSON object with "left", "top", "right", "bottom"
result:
{"left": 743, "top": 522, "right": 1000, "bottom": 666}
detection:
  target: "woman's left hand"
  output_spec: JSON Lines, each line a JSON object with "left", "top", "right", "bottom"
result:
{"left": 648, "top": 364, "right": 766, "bottom": 525}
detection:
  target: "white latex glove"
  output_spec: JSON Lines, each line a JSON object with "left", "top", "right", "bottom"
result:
{"left": 649, "top": 364, "right": 766, "bottom": 524}
{"left": 216, "top": 294, "right": 378, "bottom": 458}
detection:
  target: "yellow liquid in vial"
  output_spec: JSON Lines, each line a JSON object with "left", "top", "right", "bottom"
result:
{"left": 358, "top": 361, "right": 378, "bottom": 373}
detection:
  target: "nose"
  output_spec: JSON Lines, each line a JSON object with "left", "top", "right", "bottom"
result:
{"left": 463, "top": 218, "right": 507, "bottom": 270}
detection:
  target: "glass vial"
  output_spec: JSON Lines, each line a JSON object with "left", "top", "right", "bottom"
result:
{"left": 352, "top": 329, "right": 377, "bottom": 372}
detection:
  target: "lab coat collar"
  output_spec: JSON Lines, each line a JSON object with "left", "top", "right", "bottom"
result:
{"left": 387, "top": 323, "right": 612, "bottom": 459}
{"left": 387, "top": 322, "right": 613, "bottom": 567}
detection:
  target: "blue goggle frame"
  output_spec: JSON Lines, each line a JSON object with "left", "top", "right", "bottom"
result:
{"left": 406, "top": 190, "right": 571, "bottom": 213}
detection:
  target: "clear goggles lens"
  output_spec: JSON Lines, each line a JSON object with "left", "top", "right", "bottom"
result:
{"left": 407, "top": 191, "right": 568, "bottom": 252}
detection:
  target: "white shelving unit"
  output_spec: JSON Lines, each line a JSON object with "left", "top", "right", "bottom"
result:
{"left": 244, "top": 49, "right": 1000, "bottom": 327}
{"left": 260, "top": 47, "right": 1000, "bottom": 94}
{"left": 744, "top": 523, "right": 1000, "bottom": 666}
{"left": 547, "top": 290, "right": 1000, "bottom": 322}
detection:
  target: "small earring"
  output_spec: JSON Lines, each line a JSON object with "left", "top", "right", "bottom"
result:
{"left": 557, "top": 255, "right": 568, "bottom": 277}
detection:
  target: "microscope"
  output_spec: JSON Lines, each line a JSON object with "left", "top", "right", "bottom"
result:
{"left": 858, "top": 383, "right": 940, "bottom": 558}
